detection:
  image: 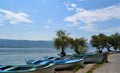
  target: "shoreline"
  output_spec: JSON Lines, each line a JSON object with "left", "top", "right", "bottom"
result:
{"left": 56, "top": 64, "right": 95, "bottom": 73}
{"left": 56, "top": 53, "right": 120, "bottom": 73}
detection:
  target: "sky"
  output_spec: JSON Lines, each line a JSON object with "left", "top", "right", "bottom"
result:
{"left": 0, "top": 0, "right": 120, "bottom": 41}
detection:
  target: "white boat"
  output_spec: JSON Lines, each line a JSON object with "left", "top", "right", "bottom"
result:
{"left": 73, "top": 53, "right": 103, "bottom": 63}
{"left": 0, "top": 62, "right": 55, "bottom": 73}
{"left": 83, "top": 54, "right": 103, "bottom": 63}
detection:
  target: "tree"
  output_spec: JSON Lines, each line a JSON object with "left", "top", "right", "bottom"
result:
{"left": 54, "top": 30, "right": 69, "bottom": 57}
{"left": 68, "top": 37, "right": 87, "bottom": 54}
{"left": 90, "top": 33, "right": 106, "bottom": 53}
{"left": 104, "top": 35, "right": 113, "bottom": 52}
{"left": 111, "top": 33, "right": 120, "bottom": 51}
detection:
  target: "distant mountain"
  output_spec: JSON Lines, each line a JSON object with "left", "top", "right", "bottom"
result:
{"left": 0, "top": 39, "right": 54, "bottom": 48}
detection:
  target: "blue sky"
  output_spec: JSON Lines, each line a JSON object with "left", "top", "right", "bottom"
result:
{"left": 0, "top": 0, "right": 120, "bottom": 41}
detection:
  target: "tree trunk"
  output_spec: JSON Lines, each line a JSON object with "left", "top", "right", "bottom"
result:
{"left": 98, "top": 48, "right": 103, "bottom": 53}
{"left": 107, "top": 48, "right": 111, "bottom": 52}
{"left": 60, "top": 47, "right": 66, "bottom": 57}
{"left": 103, "top": 52, "right": 108, "bottom": 63}
{"left": 99, "top": 50, "right": 102, "bottom": 53}
{"left": 75, "top": 49, "right": 80, "bottom": 54}
{"left": 74, "top": 46, "right": 80, "bottom": 54}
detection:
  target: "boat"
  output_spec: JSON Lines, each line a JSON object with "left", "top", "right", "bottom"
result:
{"left": 72, "top": 53, "right": 104, "bottom": 63}
{"left": 25, "top": 58, "right": 84, "bottom": 70}
{"left": 84, "top": 53, "right": 103, "bottom": 63}
{"left": 25, "top": 59, "right": 51, "bottom": 65}
{"left": 53, "top": 59, "right": 84, "bottom": 69}
{"left": 0, "top": 62, "right": 55, "bottom": 73}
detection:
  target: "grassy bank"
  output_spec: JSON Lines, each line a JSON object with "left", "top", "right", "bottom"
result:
{"left": 86, "top": 62, "right": 103, "bottom": 73}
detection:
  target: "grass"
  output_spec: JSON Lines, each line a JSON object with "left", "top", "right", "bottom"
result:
{"left": 86, "top": 69, "right": 92, "bottom": 73}
{"left": 73, "top": 65, "right": 85, "bottom": 73}
{"left": 97, "top": 62, "right": 104, "bottom": 64}
{"left": 86, "top": 62, "right": 103, "bottom": 73}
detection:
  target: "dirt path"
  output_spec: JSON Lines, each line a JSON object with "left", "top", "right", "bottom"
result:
{"left": 76, "top": 64, "right": 94, "bottom": 73}
{"left": 55, "top": 69, "right": 73, "bottom": 73}
{"left": 93, "top": 54, "right": 120, "bottom": 73}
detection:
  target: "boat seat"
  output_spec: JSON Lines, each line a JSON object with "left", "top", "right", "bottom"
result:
{"left": 39, "top": 61, "right": 50, "bottom": 65}
{"left": 32, "top": 60, "right": 42, "bottom": 64}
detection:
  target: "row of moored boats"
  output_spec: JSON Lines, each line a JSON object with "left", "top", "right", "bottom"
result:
{"left": 0, "top": 53, "right": 106, "bottom": 73}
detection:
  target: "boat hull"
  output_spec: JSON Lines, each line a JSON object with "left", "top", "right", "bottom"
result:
{"left": 55, "top": 59, "right": 84, "bottom": 70}
{"left": 0, "top": 63, "right": 55, "bottom": 73}
{"left": 27, "top": 64, "right": 55, "bottom": 73}
{"left": 84, "top": 54, "right": 103, "bottom": 63}
{"left": 26, "top": 58, "right": 84, "bottom": 70}
{"left": 72, "top": 54, "right": 103, "bottom": 63}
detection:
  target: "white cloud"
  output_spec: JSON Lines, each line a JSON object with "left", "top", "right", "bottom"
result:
{"left": 71, "top": 3, "right": 77, "bottom": 8}
{"left": 44, "top": 19, "right": 53, "bottom": 29}
{"left": 0, "top": 9, "right": 32, "bottom": 25}
{"left": 107, "top": 26, "right": 120, "bottom": 32}
{"left": 64, "top": 5, "right": 120, "bottom": 32}
{"left": 63, "top": 2, "right": 77, "bottom": 11}
{"left": 18, "top": 12, "right": 29, "bottom": 17}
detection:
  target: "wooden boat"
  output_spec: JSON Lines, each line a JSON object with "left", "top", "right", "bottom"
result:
{"left": 0, "top": 62, "right": 55, "bottom": 73}
{"left": 26, "top": 58, "right": 84, "bottom": 70}
{"left": 73, "top": 53, "right": 103, "bottom": 63}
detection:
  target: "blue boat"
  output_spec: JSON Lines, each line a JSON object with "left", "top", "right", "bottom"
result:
{"left": 25, "top": 58, "right": 84, "bottom": 69}
{"left": 52, "top": 59, "right": 84, "bottom": 69}
{"left": 0, "top": 62, "right": 55, "bottom": 73}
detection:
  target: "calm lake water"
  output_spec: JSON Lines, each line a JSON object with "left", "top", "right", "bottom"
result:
{"left": 0, "top": 47, "right": 96, "bottom": 65}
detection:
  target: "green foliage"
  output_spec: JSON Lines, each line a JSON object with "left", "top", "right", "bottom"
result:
{"left": 111, "top": 33, "right": 120, "bottom": 51}
{"left": 68, "top": 37, "right": 87, "bottom": 54}
{"left": 54, "top": 30, "right": 88, "bottom": 56}
{"left": 90, "top": 33, "right": 107, "bottom": 53}
{"left": 96, "top": 61, "right": 104, "bottom": 64}
{"left": 90, "top": 32, "right": 120, "bottom": 53}
{"left": 54, "top": 30, "right": 69, "bottom": 57}
{"left": 104, "top": 36, "right": 113, "bottom": 51}
{"left": 86, "top": 70, "right": 92, "bottom": 73}
{"left": 54, "top": 30, "right": 120, "bottom": 56}
{"left": 73, "top": 65, "right": 84, "bottom": 73}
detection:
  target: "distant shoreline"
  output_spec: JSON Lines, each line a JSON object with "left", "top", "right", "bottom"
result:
{"left": 0, "top": 39, "right": 54, "bottom": 48}
{"left": 0, "top": 46, "right": 54, "bottom": 48}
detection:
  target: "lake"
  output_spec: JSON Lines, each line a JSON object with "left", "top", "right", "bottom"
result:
{"left": 0, "top": 47, "right": 96, "bottom": 65}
